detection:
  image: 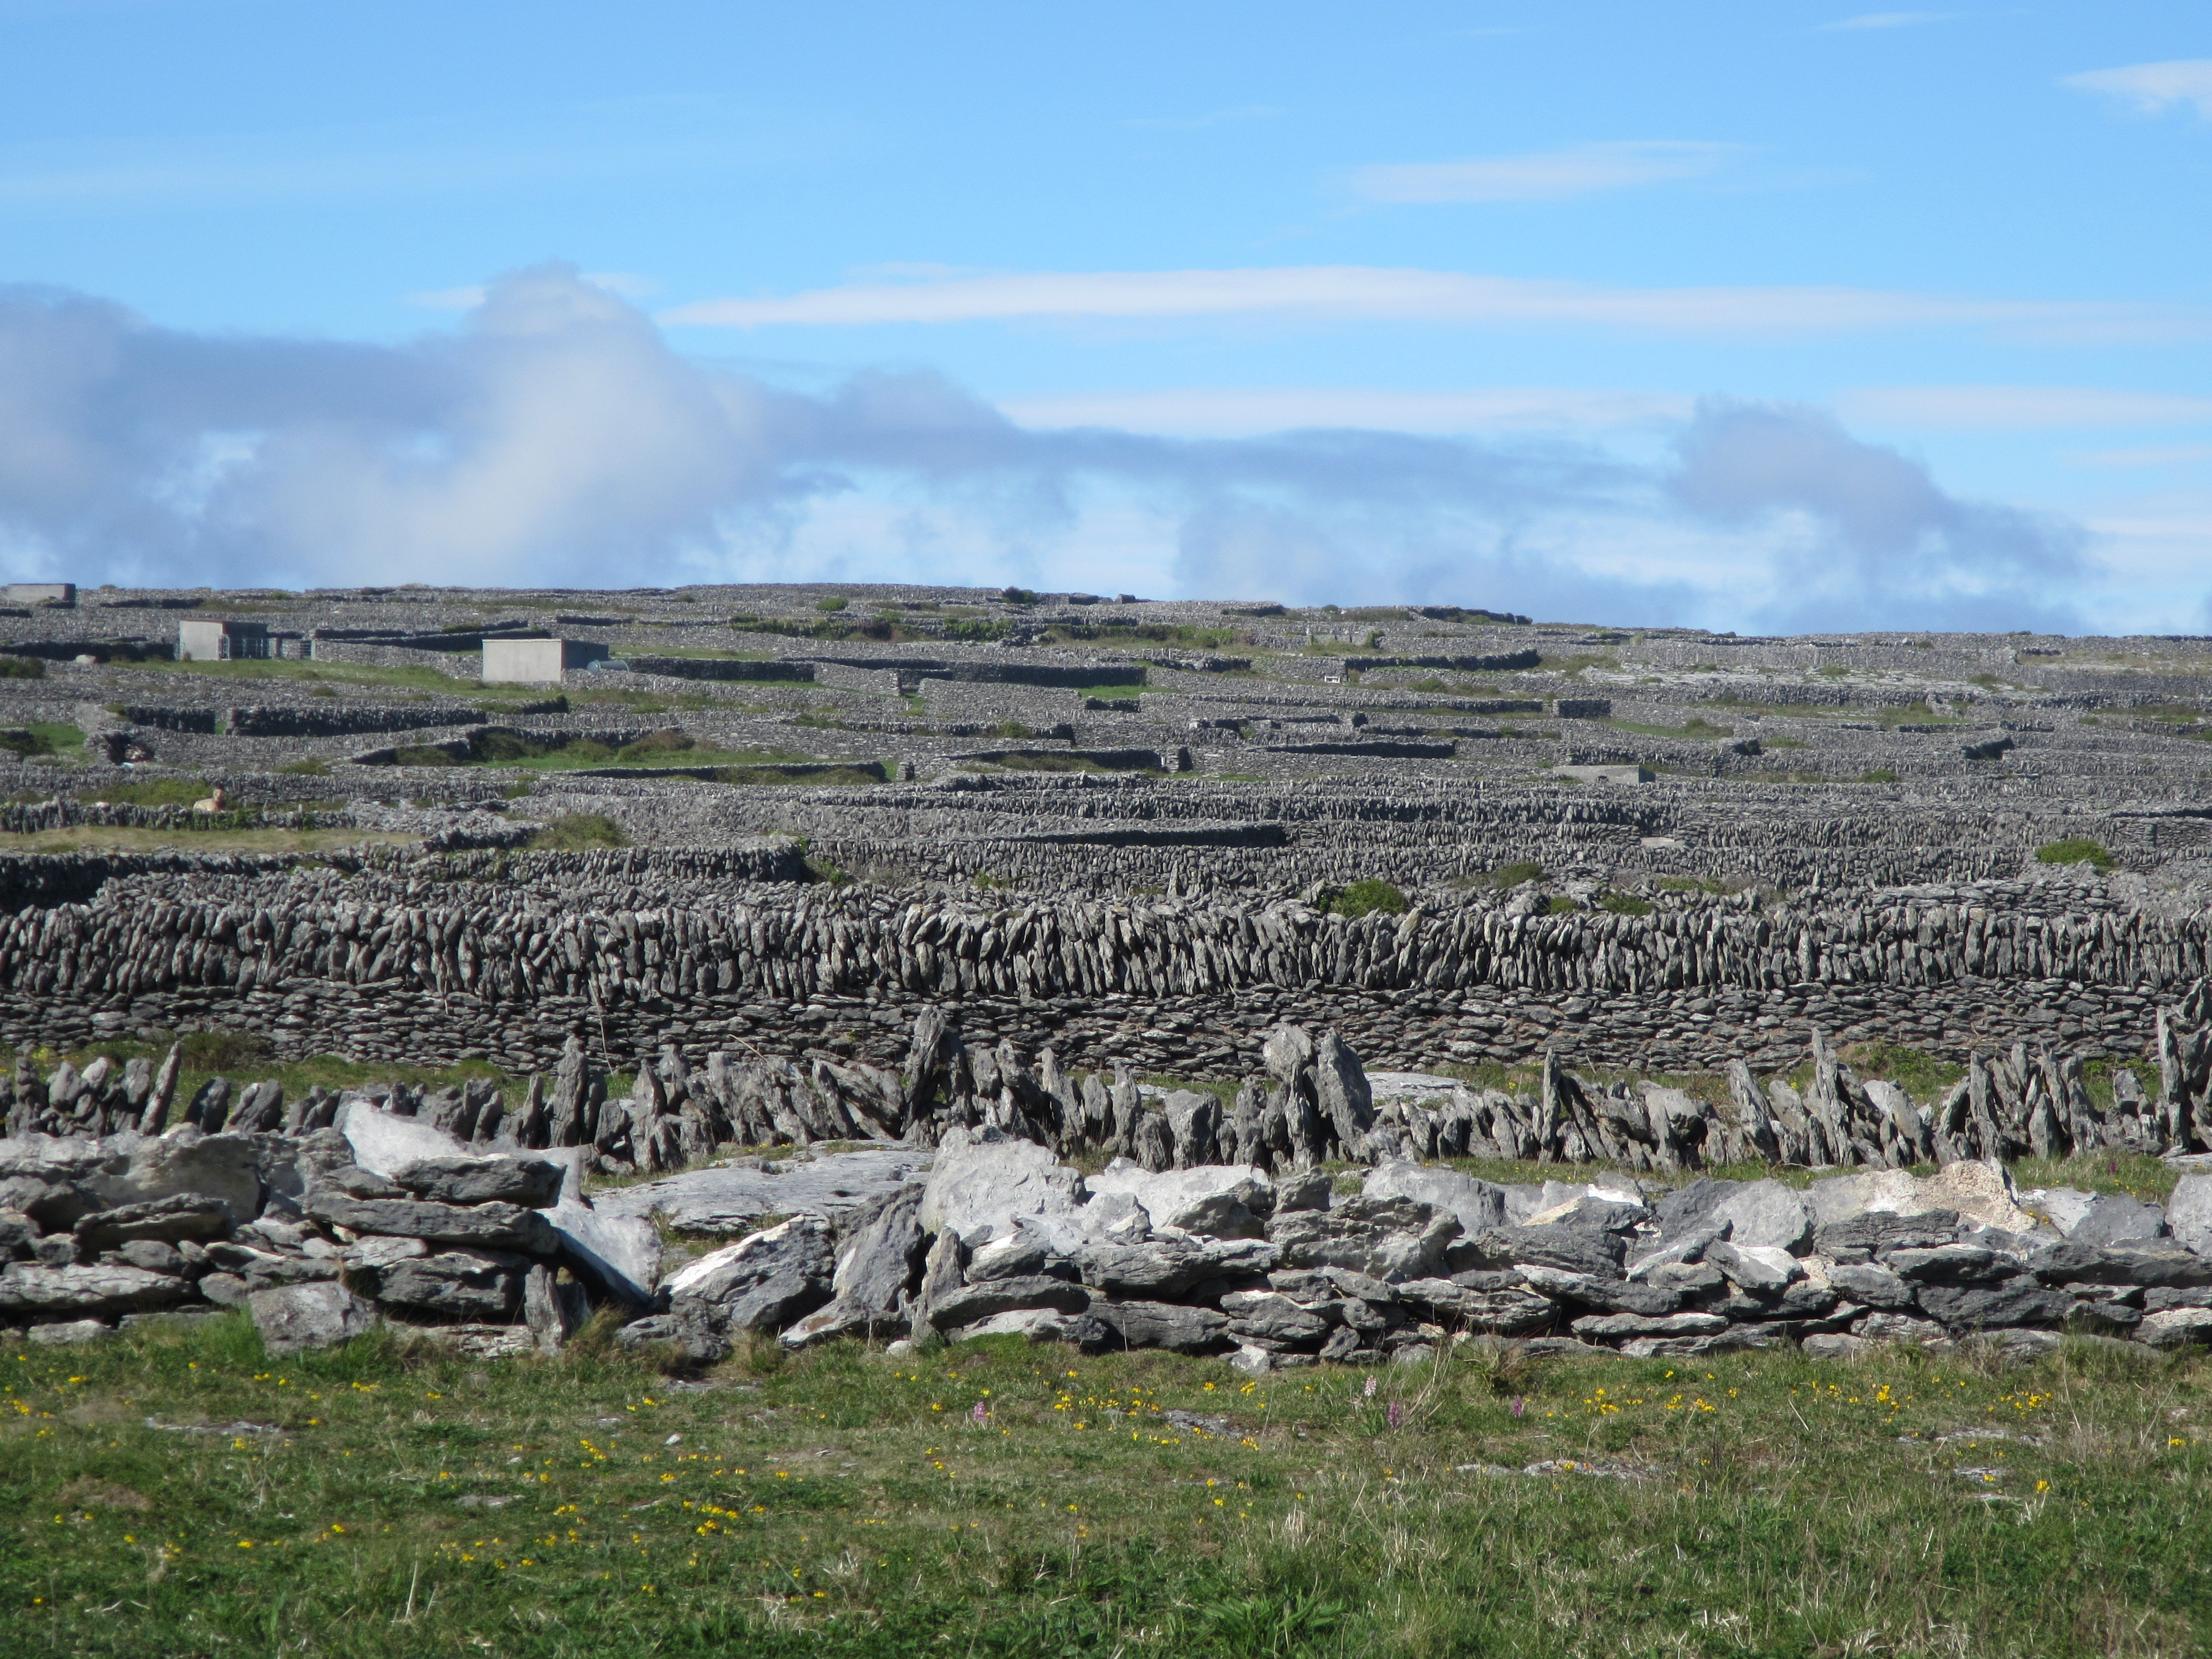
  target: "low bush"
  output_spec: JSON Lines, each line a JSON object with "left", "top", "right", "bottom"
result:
{"left": 1329, "top": 878, "right": 1408, "bottom": 919}
{"left": 526, "top": 812, "right": 628, "bottom": 850}
{"left": 2036, "top": 837, "right": 2113, "bottom": 871}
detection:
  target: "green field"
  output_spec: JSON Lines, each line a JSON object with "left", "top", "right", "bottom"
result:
{"left": 3, "top": 1314, "right": 2205, "bottom": 1657}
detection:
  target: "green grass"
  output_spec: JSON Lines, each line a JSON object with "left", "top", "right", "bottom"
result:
{"left": 1654, "top": 876, "right": 1729, "bottom": 895}
{"left": 527, "top": 812, "right": 629, "bottom": 851}
{"left": 1451, "top": 860, "right": 1546, "bottom": 891}
{"left": 0, "top": 723, "right": 86, "bottom": 761}
{"left": 73, "top": 776, "right": 211, "bottom": 807}
{"left": 1596, "top": 891, "right": 1654, "bottom": 917}
{"left": 1067, "top": 683, "right": 1145, "bottom": 702}
{"left": 1603, "top": 716, "right": 1729, "bottom": 740}
{"left": 2037, "top": 838, "right": 2114, "bottom": 872}
{"left": 4, "top": 1317, "right": 2205, "bottom": 1658}
{"left": 1327, "top": 879, "right": 1408, "bottom": 920}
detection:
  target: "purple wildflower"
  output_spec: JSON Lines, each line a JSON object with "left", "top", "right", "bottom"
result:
{"left": 1386, "top": 1400, "right": 1404, "bottom": 1430}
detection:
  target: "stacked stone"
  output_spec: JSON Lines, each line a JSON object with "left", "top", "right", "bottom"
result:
{"left": 0, "top": 1104, "right": 651, "bottom": 1351}
{"left": 626, "top": 1121, "right": 2212, "bottom": 1372}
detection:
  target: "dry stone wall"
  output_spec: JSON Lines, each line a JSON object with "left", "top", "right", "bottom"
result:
{"left": 0, "top": 866, "right": 2204, "bottom": 1077}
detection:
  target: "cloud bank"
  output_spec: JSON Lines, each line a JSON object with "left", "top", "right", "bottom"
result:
{"left": 2066, "top": 60, "right": 2212, "bottom": 121}
{"left": 661, "top": 265, "right": 2193, "bottom": 342}
{"left": 1349, "top": 141, "right": 1734, "bottom": 205}
{"left": 0, "top": 265, "right": 2115, "bottom": 632}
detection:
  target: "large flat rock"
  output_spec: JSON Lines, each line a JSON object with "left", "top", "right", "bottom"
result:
{"left": 592, "top": 1146, "right": 932, "bottom": 1236}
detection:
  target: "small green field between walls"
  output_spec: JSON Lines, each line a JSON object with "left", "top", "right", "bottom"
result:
{"left": 3, "top": 1317, "right": 2205, "bottom": 1658}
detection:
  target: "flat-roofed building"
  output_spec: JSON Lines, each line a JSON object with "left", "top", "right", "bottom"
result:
{"left": 176, "top": 618, "right": 273, "bottom": 661}
{"left": 6, "top": 582, "right": 75, "bottom": 607}
{"left": 482, "top": 637, "right": 607, "bottom": 684}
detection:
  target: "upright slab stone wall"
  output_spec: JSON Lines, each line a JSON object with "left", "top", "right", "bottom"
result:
{"left": 0, "top": 877, "right": 2202, "bottom": 1077}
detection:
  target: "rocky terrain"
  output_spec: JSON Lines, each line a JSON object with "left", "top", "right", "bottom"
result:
{"left": 0, "top": 582, "right": 2208, "bottom": 1361}
{"left": 4, "top": 1016, "right": 2210, "bottom": 1367}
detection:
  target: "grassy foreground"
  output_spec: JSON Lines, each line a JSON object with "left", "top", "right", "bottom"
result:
{"left": 3, "top": 1316, "right": 2206, "bottom": 1658}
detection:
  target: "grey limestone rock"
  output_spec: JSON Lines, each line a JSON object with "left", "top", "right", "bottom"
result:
{"left": 1093, "top": 1298, "right": 1231, "bottom": 1354}
{"left": 106, "top": 1130, "right": 260, "bottom": 1228}
{"left": 1826, "top": 1261, "right": 1916, "bottom": 1310}
{"left": 2137, "top": 1307, "right": 2212, "bottom": 1348}
{"left": 1885, "top": 1243, "right": 2006, "bottom": 1283}
{"left": 1915, "top": 1276, "right": 2073, "bottom": 1329}
{"left": 247, "top": 1282, "right": 379, "bottom": 1354}
{"left": 305, "top": 1193, "right": 558, "bottom": 1255}
{"left": 1459, "top": 1223, "right": 1624, "bottom": 1279}
{"left": 781, "top": 1296, "right": 907, "bottom": 1349}
{"left": 544, "top": 1196, "right": 661, "bottom": 1307}
{"left": 374, "top": 1249, "right": 531, "bottom": 1321}
{"left": 522, "top": 1264, "right": 588, "bottom": 1353}
{"left": 1571, "top": 1310, "right": 1730, "bottom": 1339}
{"left": 2167, "top": 1175, "right": 2212, "bottom": 1258}
{"left": 946, "top": 1308, "right": 1110, "bottom": 1349}
{"left": 617, "top": 1303, "right": 731, "bottom": 1365}
{"left": 0, "top": 1261, "right": 190, "bottom": 1314}
{"left": 1854, "top": 1310, "right": 1952, "bottom": 1344}
{"left": 832, "top": 1186, "right": 926, "bottom": 1312}
{"left": 1709, "top": 1181, "right": 1813, "bottom": 1254}
{"left": 1267, "top": 1201, "right": 1456, "bottom": 1281}
{"left": 921, "top": 1126, "right": 1083, "bottom": 1242}
{"left": 1079, "top": 1235, "right": 1276, "bottom": 1297}
{"left": 74, "top": 1194, "right": 232, "bottom": 1250}
{"left": 1703, "top": 1240, "right": 1802, "bottom": 1292}
{"left": 1312, "top": 1030, "right": 1375, "bottom": 1148}
{"left": 1085, "top": 1162, "right": 1274, "bottom": 1238}
{"left": 1814, "top": 1209, "right": 1960, "bottom": 1261}
{"left": 0, "top": 1175, "right": 98, "bottom": 1232}
{"left": 664, "top": 1217, "right": 833, "bottom": 1332}
{"left": 27, "top": 1318, "right": 113, "bottom": 1345}
{"left": 1219, "top": 1290, "right": 1332, "bottom": 1346}
{"left": 926, "top": 1275, "right": 1090, "bottom": 1331}
{"left": 388, "top": 1156, "right": 562, "bottom": 1209}
{"left": 2028, "top": 1241, "right": 2212, "bottom": 1288}
{"left": 1361, "top": 1162, "right": 1506, "bottom": 1237}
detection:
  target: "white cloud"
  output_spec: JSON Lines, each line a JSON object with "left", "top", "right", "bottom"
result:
{"left": 1818, "top": 12, "right": 1951, "bottom": 32}
{"left": 999, "top": 386, "right": 1689, "bottom": 437}
{"left": 1839, "top": 385, "right": 2212, "bottom": 430}
{"left": 2065, "top": 60, "right": 2212, "bottom": 119}
{"left": 7, "top": 266, "right": 2199, "bottom": 633}
{"left": 1350, "top": 141, "right": 1734, "bottom": 204}
{"left": 662, "top": 265, "right": 2197, "bottom": 342}
{"left": 1336, "top": 140, "right": 1734, "bottom": 205}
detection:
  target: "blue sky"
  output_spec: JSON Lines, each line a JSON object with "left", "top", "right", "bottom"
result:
{"left": 2, "top": 2, "right": 2208, "bottom": 632}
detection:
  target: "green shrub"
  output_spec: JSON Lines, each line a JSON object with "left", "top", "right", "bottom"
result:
{"left": 2036, "top": 837, "right": 2113, "bottom": 871}
{"left": 0, "top": 656, "right": 45, "bottom": 680}
{"left": 180, "top": 1028, "right": 275, "bottom": 1072}
{"left": 1598, "top": 891, "right": 1654, "bottom": 917}
{"left": 815, "top": 596, "right": 849, "bottom": 613}
{"left": 389, "top": 744, "right": 460, "bottom": 766}
{"left": 80, "top": 777, "right": 212, "bottom": 806}
{"left": 1860, "top": 769, "right": 1899, "bottom": 784}
{"left": 615, "top": 728, "right": 696, "bottom": 763}
{"left": 1544, "top": 895, "right": 1578, "bottom": 915}
{"left": 526, "top": 812, "right": 628, "bottom": 850}
{"left": 1329, "top": 878, "right": 1407, "bottom": 919}
{"left": 0, "top": 728, "right": 55, "bottom": 760}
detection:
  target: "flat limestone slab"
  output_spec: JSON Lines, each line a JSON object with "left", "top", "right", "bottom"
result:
{"left": 592, "top": 1147, "right": 932, "bottom": 1237}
